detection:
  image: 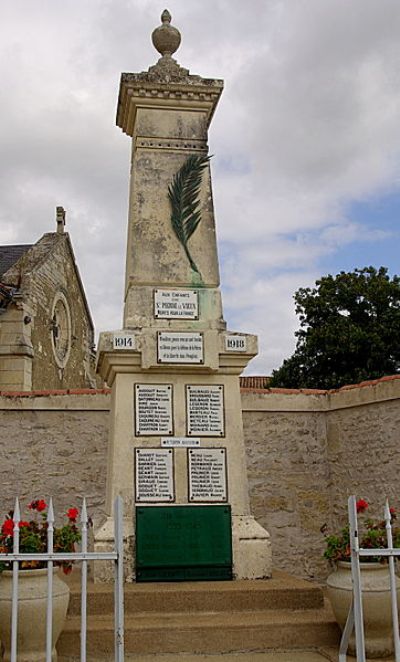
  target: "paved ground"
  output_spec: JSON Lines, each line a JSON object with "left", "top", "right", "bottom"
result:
{"left": 60, "top": 649, "right": 396, "bottom": 662}
{"left": 123, "top": 652, "right": 330, "bottom": 661}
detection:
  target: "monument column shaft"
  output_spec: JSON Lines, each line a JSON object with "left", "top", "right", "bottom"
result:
{"left": 122, "top": 100, "right": 225, "bottom": 330}
{"left": 125, "top": 106, "right": 219, "bottom": 288}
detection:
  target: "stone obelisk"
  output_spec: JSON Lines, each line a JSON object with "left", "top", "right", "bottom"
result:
{"left": 95, "top": 10, "right": 271, "bottom": 581}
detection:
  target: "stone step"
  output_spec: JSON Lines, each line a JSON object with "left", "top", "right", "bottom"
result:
{"left": 58, "top": 600, "right": 339, "bottom": 656}
{"left": 60, "top": 572, "right": 340, "bottom": 658}
{"left": 67, "top": 572, "right": 324, "bottom": 616}
{"left": 59, "top": 652, "right": 336, "bottom": 662}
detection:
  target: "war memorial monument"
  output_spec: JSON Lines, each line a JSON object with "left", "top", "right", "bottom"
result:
{"left": 95, "top": 10, "right": 272, "bottom": 582}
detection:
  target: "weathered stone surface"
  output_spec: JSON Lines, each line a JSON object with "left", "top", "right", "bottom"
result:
{"left": 242, "top": 377, "right": 400, "bottom": 580}
{"left": 0, "top": 231, "right": 96, "bottom": 390}
{"left": 243, "top": 405, "right": 330, "bottom": 580}
{"left": 0, "top": 392, "right": 109, "bottom": 526}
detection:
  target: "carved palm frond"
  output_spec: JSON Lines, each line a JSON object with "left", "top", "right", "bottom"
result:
{"left": 168, "top": 154, "right": 211, "bottom": 275}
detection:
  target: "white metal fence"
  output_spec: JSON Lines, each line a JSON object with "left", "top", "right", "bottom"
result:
{"left": 339, "top": 495, "right": 400, "bottom": 662}
{"left": 0, "top": 496, "right": 124, "bottom": 662}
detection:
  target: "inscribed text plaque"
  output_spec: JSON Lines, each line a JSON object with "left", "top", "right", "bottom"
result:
{"left": 161, "top": 437, "right": 200, "bottom": 448}
{"left": 186, "top": 385, "right": 225, "bottom": 437}
{"left": 188, "top": 448, "right": 227, "bottom": 502}
{"left": 135, "top": 448, "right": 174, "bottom": 502}
{"left": 157, "top": 332, "right": 203, "bottom": 364}
{"left": 154, "top": 289, "right": 198, "bottom": 320}
{"left": 135, "top": 384, "right": 173, "bottom": 436}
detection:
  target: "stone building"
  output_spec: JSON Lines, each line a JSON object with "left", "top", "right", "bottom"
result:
{"left": 0, "top": 207, "right": 96, "bottom": 391}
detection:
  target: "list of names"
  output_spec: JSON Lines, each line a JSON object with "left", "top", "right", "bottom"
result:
{"left": 135, "top": 449, "right": 174, "bottom": 502}
{"left": 186, "top": 385, "right": 225, "bottom": 436}
{"left": 135, "top": 384, "right": 173, "bottom": 436}
{"left": 188, "top": 448, "right": 227, "bottom": 502}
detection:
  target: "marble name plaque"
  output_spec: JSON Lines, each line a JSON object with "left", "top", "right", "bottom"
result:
{"left": 113, "top": 333, "right": 136, "bottom": 350}
{"left": 225, "top": 334, "right": 247, "bottom": 352}
{"left": 188, "top": 448, "right": 227, "bottom": 502}
{"left": 161, "top": 437, "right": 201, "bottom": 448}
{"left": 186, "top": 385, "right": 225, "bottom": 437}
{"left": 154, "top": 289, "right": 198, "bottom": 320}
{"left": 157, "top": 332, "right": 203, "bottom": 364}
{"left": 135, "top": 384, "right": 173, "bottom": 436}
{"left": 135, "top": 448, "right": 174, "bottom": 502}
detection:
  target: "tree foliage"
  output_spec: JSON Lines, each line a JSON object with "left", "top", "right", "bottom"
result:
{"left": 270, "top": 267, "right": 400, "bottom": 389}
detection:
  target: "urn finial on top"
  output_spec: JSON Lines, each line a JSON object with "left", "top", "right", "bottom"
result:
{"left": 151, "top": 9, "right": 181, "bottom": 57}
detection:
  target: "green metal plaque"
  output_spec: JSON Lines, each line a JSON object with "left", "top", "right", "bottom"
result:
{"left": 136, "top": 505, "right": 232, "bottom": 582}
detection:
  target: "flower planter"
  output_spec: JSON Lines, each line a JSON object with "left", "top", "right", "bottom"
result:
{"left": 327, "top": 561, "right": 400, "bottom": 658}
{"left": 0, "top": 568, "right": 70, "bottom": 662}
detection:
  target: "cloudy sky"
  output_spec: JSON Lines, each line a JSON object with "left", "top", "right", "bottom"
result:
{"left": 1, "top": 1, "right": 400, "bottom": 375}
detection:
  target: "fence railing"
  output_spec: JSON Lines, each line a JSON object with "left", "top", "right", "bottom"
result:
{"left": 339, "top": 495, "right": 400, "bottom": 662}
{"left": 0, "top": 496, "right": 124, "bottom": 662}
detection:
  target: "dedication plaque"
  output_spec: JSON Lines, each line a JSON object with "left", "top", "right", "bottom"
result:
{"left": 135, "top": 384, "right": 173, "bottom": 436}
{"left": 188, "top": 448, "right": 227, "bottom": 502}
{"left": 157, "top": 332, "right": 203, "bottom": 364}
{"left": 186, "top": 385, "right": 225, "bottom": 436}
{"left": 135, "top": 448, "right": 174, "bottom": 502}
{"left": 154, "top": 289, "right": 198, "bottom": 320}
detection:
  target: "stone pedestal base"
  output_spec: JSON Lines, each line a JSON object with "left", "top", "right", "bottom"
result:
{"left": 94, "top": 514, "right": 271, "bottom": 583}
{"left": 232, "top": 515, "right": 272, "bottom": 579}
{"left": 93, "top": 517, "right": 134, "bottom": 583}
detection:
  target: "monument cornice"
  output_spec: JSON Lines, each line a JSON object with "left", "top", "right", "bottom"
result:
{"left": 96, "top": 350, "right": 142, "bottom": 385}
{"left": 116, "top": 71, "right": 223, "bottom": 137}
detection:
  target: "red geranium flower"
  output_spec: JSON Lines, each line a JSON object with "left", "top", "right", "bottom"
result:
{"left": 356, "top": 499, "right": 368, "bottom": 513}
{"left": 28, "top": 499, "right": 47, "bottom": 512}
{"left": 18, "top": 521, "right": 30, "bottom": 528}
{"left": 67, "top": 508, "right": 79, "bottom": 522}
{"left": 1, "top": 519, "right": 14, "bottom": 536}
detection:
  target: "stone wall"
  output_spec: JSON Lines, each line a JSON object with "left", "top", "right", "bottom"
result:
{"left": 242, "top": 390, "right": 330, "bottom": 579}
{"left": 0, "top": 390, "right": 109, "bottom": 525}
{"left": 326, "top": 381, "right": 400, "bottom": 529}
{"left": 242, "top": 376, "right": 400, "bottom": 579}
{"left": 0, "top": 376, "right": 399, "bottom": 580}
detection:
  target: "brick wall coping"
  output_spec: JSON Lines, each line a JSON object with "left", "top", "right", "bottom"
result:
{"left": 0, "top": 388, "right": 112, "bottom": 398}
{"left": 241, "top": 374, "right": 400, "bottom": 413}
{"left": 0, "top": 374, "right": 398, "bottom": 398}
{"left": 240, "top": 373, "right": 400, "bottom": 395}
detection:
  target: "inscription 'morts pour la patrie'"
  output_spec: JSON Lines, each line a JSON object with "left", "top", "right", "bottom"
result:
{"left": 135, "top": 384, "right": 173, "bottom": 436}
{"left": 188, "top": 448, "right": 227, "bottom": 502}
{"left": 157, "top": 332, "right": 203, "bottom": 364}
{"left": 186, "top": 385, "right": 225, "bottom": 436}
{"left": 154, "top": 289, "right": 198, "bottom": 319}
{"left": 135, "top": 448, "right": 174, "bottom": 502}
